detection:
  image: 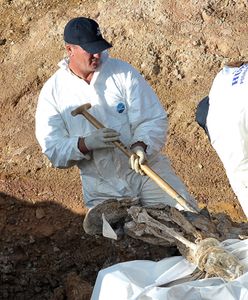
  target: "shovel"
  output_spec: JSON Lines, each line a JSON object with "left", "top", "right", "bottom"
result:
{"left": 71, "top": 103, "right": 200, "bottom": 214}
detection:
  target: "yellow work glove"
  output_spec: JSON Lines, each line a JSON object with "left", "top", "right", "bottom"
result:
{"left": 129, "top": 146, "right": 146, "bottom": 176}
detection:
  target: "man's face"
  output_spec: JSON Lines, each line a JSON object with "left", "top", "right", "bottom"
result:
{"left": 66, "top": 44, "right": 101, "bottom": 76}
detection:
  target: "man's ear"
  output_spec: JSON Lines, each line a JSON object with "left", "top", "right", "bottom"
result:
{"left": 65, "top": 44, "right": 74, "bottom": 57}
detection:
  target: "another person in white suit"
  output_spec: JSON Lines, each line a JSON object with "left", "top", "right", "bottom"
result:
{"left": 196, "top": 62, "right": 248, "bottom": 219}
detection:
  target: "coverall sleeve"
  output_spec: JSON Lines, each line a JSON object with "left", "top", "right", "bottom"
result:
{"left": 35, "top": 81, "right": 90, "bottom": 168}
{"left": 226, "top": 109, "right": 248, "bottom": 218}
{"left": 125, "top": 68, "right": 168, "bottom": 155}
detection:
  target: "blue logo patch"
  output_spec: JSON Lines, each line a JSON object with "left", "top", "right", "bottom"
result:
{"left": 232, "top": 64, "right": 248, "bottom": 86}
{"left": 116, "top": 102, "right": 125, "bottom": 113}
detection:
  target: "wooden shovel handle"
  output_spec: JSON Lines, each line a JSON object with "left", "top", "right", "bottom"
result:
{"left": 71, "top": 104, "right": 199, "bottom": 214}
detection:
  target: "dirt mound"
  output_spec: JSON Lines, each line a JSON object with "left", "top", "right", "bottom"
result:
{"left": 1, "top": 0, "right": 248, "bottom": 298}
{"left": 0, "top": 192, "right": 177, "bottom": 299}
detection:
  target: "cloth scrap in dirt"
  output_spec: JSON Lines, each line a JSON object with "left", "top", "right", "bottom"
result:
{"left": 91, "top": 239, "right": 248, "bottom": 300}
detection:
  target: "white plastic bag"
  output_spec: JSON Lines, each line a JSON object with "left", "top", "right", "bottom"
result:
{"left": 91, "top": 239, "right": 248, "bottom": 300}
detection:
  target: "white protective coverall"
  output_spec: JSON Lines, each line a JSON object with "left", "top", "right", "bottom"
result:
{"left": 35, "top": 51, "right": 195, "bottom": 209}
{"left": 207, "top": 64, "right": 248, "bottom": 218}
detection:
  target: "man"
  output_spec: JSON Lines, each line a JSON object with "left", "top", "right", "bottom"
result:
{"left": 196, "top": 63, "right": 248, "bottom": 219}
{"left": 35, "top": 17, "right": 196, "bottom": 231}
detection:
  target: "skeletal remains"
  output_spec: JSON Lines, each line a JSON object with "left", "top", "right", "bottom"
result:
{"left": 83, "top": 198, "right": 248, "bottom": 281}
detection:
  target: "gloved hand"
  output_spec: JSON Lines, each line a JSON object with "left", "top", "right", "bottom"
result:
{"left": 129, "top": 146, "right": 147, "bottom": 176}
{"left": 84, "top": 128, "right": 120, "bottom": 150}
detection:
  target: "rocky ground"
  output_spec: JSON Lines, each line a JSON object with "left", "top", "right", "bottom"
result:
{"left": 1, "top": 0, "right": 248, "bottom": 299}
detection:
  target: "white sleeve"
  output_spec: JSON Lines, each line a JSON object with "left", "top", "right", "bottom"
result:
{"left": 125, "top": 68, "right": 167, "bottom": 155}
{"left": 226, "top": 109, "right": 248, "bottom": 219}
{"left": 35, "top": 81, "right": 90, "bottom": 168}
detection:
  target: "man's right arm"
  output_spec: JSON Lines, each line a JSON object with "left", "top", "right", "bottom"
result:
{"left": 35, "top": 82, "right": 90, "bottom": 168}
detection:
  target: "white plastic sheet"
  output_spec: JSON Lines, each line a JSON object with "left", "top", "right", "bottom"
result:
{"left": 91, "top": 239, "right": 248, "bottom": 300}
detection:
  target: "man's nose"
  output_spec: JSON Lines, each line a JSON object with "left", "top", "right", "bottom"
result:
{"left": 93, "top": 53, "right": 101, "bottom": 59}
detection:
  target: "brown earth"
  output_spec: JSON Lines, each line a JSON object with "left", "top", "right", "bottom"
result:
{"left": 1, "top": 0, "right": 248, "bottom": 299}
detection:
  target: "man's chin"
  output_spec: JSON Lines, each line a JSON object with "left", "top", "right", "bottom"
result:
{"left": 91, "top": 62, "right": 100, "bottom": 69}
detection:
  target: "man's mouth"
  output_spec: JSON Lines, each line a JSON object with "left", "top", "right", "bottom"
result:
{"left": 91, "top": 60, "right": 99, "bottom": 67}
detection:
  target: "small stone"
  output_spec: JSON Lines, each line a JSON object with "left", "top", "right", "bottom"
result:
{"left": 192, "top": 40, "right": 201, "bottom": 46}
{"left": 29, "top": 235, "right": 35, "bottom": 244}
{"left": 53, "top": 246, "right": 60, "bottom": 253}
{"left": 35, "top": 208, "right": 45, "bottom": 219}
{"left": 0, "top": 38, "right": 6, "bottom": 46}
{"left": 176, "top": 73, "right": 183, "bottom": 80}
{"left": 34, "top": 287, "right": 42, "bottom": 293}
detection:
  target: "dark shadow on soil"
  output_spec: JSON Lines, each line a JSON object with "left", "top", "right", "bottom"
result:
{"left": 0, "top": 192, "right": 179, "bottom": 300}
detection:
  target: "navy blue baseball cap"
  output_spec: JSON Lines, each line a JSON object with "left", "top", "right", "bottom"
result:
{"left": 64, "top": 17, "right": 112, "bottom": 54}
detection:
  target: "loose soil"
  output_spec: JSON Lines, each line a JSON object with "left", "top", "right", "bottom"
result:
{"left": 1, "top": 0, "right": 248, "bottom": 299}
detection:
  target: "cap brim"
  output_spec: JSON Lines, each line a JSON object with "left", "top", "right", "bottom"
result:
{"left": 81, "top": 39, "right": 112, "bottom": 54}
